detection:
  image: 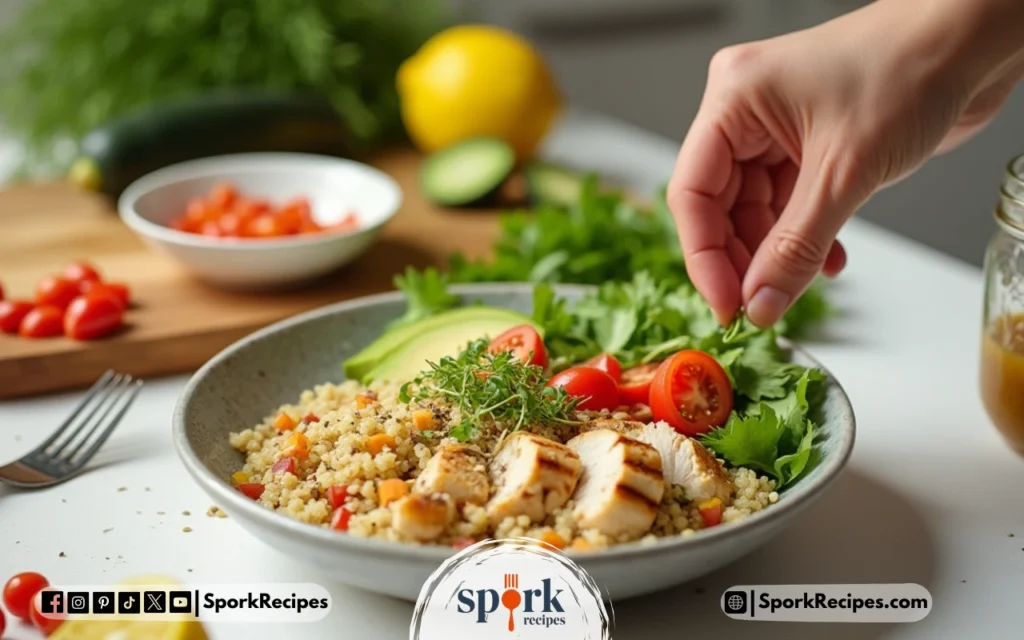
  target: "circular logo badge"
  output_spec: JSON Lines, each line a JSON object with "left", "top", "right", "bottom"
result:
{"left": 410, "top": 538, "right": 612, "bottom": 639}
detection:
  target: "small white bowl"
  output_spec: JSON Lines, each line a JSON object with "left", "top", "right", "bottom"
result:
{"left": 118, "top": 153, "right": 402, "bottom": 290}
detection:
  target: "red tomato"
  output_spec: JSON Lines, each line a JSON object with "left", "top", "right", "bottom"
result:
{"left": 0, "top": 605, "right": 5, "bottom": 636}
{"left": 3, "top": 572, "right": 49, "bottom": 621}
{"left": 81, "top": 281, "right": 131, "bottom": 310}
{"left": 546, "top": 366, "right": 619, "bottom": 411}
{"left": 487, "top": 325, "right": 548, "bottom": 368}
{"left": 64, "top": 294, "right": 124, "bottom": 341}
{"left": 0, "top": 300, "right": 34, "bottom": 334}
{"left": 452, "top": 537, "right": 477, "bottom": 552}
{"left": 271, "top": 457, "right": 296, "bottom": 475}
{"left": 302, "top": 413, "right": 319, "bottom": 424}
{"left": 274, "top": 203, "right": 306, "bottom": 235}
{"left": 331, "top": 507, "right": 352, "bottom": 531}
{"left": 245, "top": 215, "right": 283, "bottom": 238}
{"left": 0, "top": 281, "right": 4, "bottom": 301}
{"left": 61, "top": 260, "right": 102, "bottom": 284}
{"left": 19, "top": 306, "right": 64, "bottom": 338}
{"left": 237, "top": 483, "right": 265, "bottom": 500}
{"left": 217, "top": 212, "right": 243, "bottom": 236}
{"left": 583, "top": 353, "right": 622, "bottom": 381}
{"left": 209, "top": 182, "right": 237, "bottom": 211}
{"left": 35, "top": 275, "right": 79, "bottom": 309}
{"left": 649, "top": 350, "right": 733, "bottom": 436}
{"left": 30, "top": 592, "right": 64, "bottom": 636}
{"left": 698, "top": 497, "right": 723, "bottom": 527}
{"left": 327, "top": 485, "right": 349, "bottom": 510}
{"left": 617, "top": 363, "right": 660, "bottom": 405}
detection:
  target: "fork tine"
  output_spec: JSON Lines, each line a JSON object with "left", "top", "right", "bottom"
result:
{"left": 34, "top": 370, "right": 116, "bottom": 452}
{"left": 67, "top": 379, "right": 142, "bottom": 467}
{"left": 62, "top": 376, "right": 136, "bottom": 462}
{"left": 47, "top": 373, "right": 126, "bottom": 458}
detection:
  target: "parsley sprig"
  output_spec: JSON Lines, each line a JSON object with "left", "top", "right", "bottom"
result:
{"left": 398, "top": 339, "right": 580, "bottom": 442}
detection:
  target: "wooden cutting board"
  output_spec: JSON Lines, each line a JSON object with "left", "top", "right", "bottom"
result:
{"left": 0, "top": 148, "right": 509, "bottom": 399}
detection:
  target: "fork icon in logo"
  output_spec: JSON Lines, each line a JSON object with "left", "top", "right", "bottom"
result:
{"left": 501, "top": 574, "right": 522, "bottom": 632}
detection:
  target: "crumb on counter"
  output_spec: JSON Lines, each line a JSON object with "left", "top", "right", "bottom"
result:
{"left": 182, "top": 526, "right": 193, "bottom": 533}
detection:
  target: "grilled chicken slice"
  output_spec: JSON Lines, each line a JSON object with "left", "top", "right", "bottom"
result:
{"left": 566, "top": 429, "right": 665, "bottom": 540}
{"left": 486, "top": 432, "right": 583, "bottom": 525}
{"left": 390, "top": 493, "right": 454, "bottom": 542}
{"left": 414, "top": 443, "right": 490, "bottom": 506}
{"left": 586, "top": 419, "right": 733, "bottom": 503}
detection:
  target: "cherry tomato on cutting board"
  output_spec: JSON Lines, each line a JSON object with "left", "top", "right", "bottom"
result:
{"left": 3, "top": 571, "right": 49, "bottom": 621}
{"left": 81, "top": 281, "right": 131, "bottom": 310}
{"left": 617, "top": 363, "right": 661, "bottom": 405}
{"left": 0, "top": 605, "right": 6, "bottom": 637}
{"left": 29, "top": 591, "right": 64, "bottom": 636}
{"left": 64, "top": 293, "right": 124, "bottom": 340}
{"left": 0, "top": 300, "right": 34, "bottom": 334}
{"left": 61, "top": 260, "right": 102, "bottom": 285}
{"left": 583, "top": 353, "right": 622, "bottom": 381}
{"left": 546, "top": 366, "right": 619, "bottom": 411}
{"left": 487, "top": 325, "right": 548, "bottom": 369}
{"left": 35, "top": 275, "right": 80, "bottom": 310}
{"left": 649, "top": 350, "right": 733, "bottom": 436}
{"left": 19, "top": 305, "right": 64, "bottom": 338}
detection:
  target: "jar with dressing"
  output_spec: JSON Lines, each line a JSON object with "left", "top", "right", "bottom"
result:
{"left": 981, "top": 154, "right": 1024, "bottom": 456}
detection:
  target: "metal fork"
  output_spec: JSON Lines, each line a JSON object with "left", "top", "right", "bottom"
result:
{"left": 0, "top": 371, "right": 143, "bottom": 488}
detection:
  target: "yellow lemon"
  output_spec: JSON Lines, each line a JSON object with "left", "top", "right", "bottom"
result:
{"left": 398, "top": 25, "right": 562, "bottom": 160}
{"left": 50, "top": 575, "right": 209, "bottom": 640}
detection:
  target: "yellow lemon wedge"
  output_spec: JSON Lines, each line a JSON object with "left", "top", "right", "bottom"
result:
{"left": 50, "top": 575, "right": 209, "bottom": 640}
{"left": 397, "top": 25, "right": 562, "bottom": 161}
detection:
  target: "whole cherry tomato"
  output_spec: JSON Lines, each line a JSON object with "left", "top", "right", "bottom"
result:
{"left": 19, "top": 306, "right": 64, "bottom": 338}
{"left": 546, "top": 366, "right": 619, "bottom": 411}
{"left": 35, "top": 275, "right": 79, "bottom": 310}
{"left": 0, "top": 300, "right": 34, "bottom": 334}
{"left": 3, "top": 571, "right": 49, "bottom": 621}
{"left": 61, "top": 260, "right": 102, "bottom": 285}
{"left": 64, "top": 293, "right": 124, "bottom": 340}
{"left": 80, "top": 281, "right": 130, "bottom": 310}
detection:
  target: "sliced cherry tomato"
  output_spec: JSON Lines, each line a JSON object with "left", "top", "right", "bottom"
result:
{"left": 81, "top": 281, "right": 131, "bottom": 310}
{"left": 275, "top": 201, "right": 308, "bottom": 235}
{"left": 61, "top": 260, "right": 102, "bottom": 284}
{"left": 649, "top": 350, "right": 733, "bottom": 436}
{"left": 209, "top": 182, "right": 237, "bottom": 211}
{"left": 217, "top": 212, "right": 243, "bottom": 236}
{"left": 19, "top": 306, "right": 64, "bottom": 338}
{"left": 237, "top": 483, "right": 265, "bottom": 500}
{"left": 546, "top": 366, "right": 619, "bottom": 411}
{"left": 29, "top": 591, "right": 63, "bottom": 636}
{"left": 583, "top": 353, "right": 622, "bottom": 381}
{"left": 617, "top": 363, "right": 660, "bottom": 405}
{"left": 698, "top": 497, "right": 723, "bottom": 527}
{"left": 331, "top": 507, "right": 352, "bottom": 531}
{"left": 487, "top": 325, "right": 548, "bottom": 368}
{"left": 245, "top": 214, "right": 283, "bottom": 238}
{"left": 327, "top": 485, "right": 349, "bottom": 510}
{"left": 271, "top": 456, "right": 296, "bottom": 475}
{"left": 4, "top": 572, "right": 49, "bottom": 621}
{"left": 64, "top": 293, "right": 124, "bottom": 340}
{"left": 35, "top": 275, "right": 80, "bottom": 309}
{"left": 0, "top": 300, "right": 34, "bottom": 334}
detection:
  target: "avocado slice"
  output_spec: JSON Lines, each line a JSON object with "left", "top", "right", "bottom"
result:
{"left": 344, "top": 306, "right": 535, "bottom": 382}
{"left": 525, "top": 162, "right": 585, "bottom": 207}
{"left": 361, "top": 309, "right": 538, "bottom": 383}
{"left": 420, "top": 137, "right": 516, "bottom": 207}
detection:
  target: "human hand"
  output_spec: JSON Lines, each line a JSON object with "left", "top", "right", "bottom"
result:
{"left": 667, "top": 0, "right": 1024, "bottom": 327}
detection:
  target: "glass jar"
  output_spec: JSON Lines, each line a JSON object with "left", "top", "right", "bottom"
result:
{"left": 981, "top": 154, "right": 1024, "bottom": 456}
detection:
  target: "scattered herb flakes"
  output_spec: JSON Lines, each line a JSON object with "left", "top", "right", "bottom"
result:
{"left": 59, "top": 551, "right": 65, "bottom": 557}
{"left": 960, "top": 580, "right": 967, "bottom": 583}
{"left": 188, "top": 569, "right": 193, "bottom": 573}
{"left": 61, "top": 498, "right": 66, "bottom": 503}
{"left": 117, "top": 487, "right": 127, "bottom": 492}
{"left": 182, "top": 527, "right": 193, "bottom": 533}
{"left": 136, "top": 510, "right": 142, "bottom": 515}
{"left": 103, "top": 528, "right": 113, "bottom": 533}
{"left": 1009, "top": 533, "right": 1015, "bottom": 538}
{"left": 145, "top": 487, "right": 151, "bottom": 492}
{"left": 157, "top": 511, "right": 166, "bottom": 516}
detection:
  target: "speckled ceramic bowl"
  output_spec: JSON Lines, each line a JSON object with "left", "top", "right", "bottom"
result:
{"left": 173, "top": 284, "right": 855, "bottom": 601}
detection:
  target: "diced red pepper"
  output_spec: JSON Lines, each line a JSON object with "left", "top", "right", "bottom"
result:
{"left": 331, "top": 507, "right": 352, "bottom": 532}
{"left": 452, "top": 537, "right": 477, "bottom": 552}
{"left": 302, "top": 413, "right": 319, "bottom": 424}
{"left": 271, "top": 457, "right": 296, "bottom": 475}
{"left": 327, "top": 485, "right": 349, "bottom": 510}
{"left": 698, "top": 497, "right": 723, "bottom": 527}
{"left": 237, "top": 483, "right": 265, "bottom": 500}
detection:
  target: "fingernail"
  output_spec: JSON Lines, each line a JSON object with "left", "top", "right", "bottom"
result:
{"left": 746, "top": 286, "right": 791, "bottom": 327}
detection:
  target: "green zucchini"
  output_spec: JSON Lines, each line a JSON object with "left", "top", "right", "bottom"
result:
{"left": 69, "top": 91, "right": 350, "bottom": 199}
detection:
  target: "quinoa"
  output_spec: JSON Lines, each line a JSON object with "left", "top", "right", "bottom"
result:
{"left": 229, "top": 380, "right": 779, "bottom": 549}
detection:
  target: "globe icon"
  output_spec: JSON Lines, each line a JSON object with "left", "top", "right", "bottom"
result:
{"left": 728, "top": 594, "right": 744, "bottom": 611}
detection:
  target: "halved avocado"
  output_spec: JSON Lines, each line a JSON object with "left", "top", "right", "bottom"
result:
{"left": 524, "top": 162, "right": 585, "bottom": 207}
{"left": 362, "top": 309, "right": 538, "bottom": 383}
{"left": 344, "top": 306, "right": 535, "bottom": 382}
{"left": 420, "top": 137, "right": 516, "bottom": 207}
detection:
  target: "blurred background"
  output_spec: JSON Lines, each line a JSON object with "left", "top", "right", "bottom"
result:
{"left": 2, "top": 0, "right": 1022, "bottom": 267}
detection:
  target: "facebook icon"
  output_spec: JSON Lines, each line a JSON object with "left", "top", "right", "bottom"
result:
{"left": 40, "top": 591, "right": 64, "bottom": 614}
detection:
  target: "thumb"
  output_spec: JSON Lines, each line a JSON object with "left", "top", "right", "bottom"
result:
{"left": 741, "top": 156, "right": 861, "bottom": 327}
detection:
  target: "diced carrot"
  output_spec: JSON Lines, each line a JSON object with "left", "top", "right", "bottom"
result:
{"left": 537, "top": 530, "right": 566, "bottom": 550}
{"left": 569, "top": 538, "right": 593, "bottom": 552}
{"left": 231, "top": 471, "right": 249, "bottom": 485}
{"left": 378, "top": 478, "right": 408, "bottom": 506}
{"left": 355, "top": 394, "right": 376, "bottom": 409}
{"left": 302, "top": 413, "right": 319, "bottom": 424}
{"left": 281, "top": 432, "right": 309, "bottom": 459}
{"left": 411, "top": 409, "right": 435, "bottom": 431}
{"left": 366, "top": 433, "right": 396, "bottom": 456}
{"left": 273, "top": 412, "right": 297, "bottom": 432}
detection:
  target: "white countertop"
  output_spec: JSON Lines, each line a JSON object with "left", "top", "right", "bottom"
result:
{"left": 2, "top": 110, "right": 1022, "bottom": 639}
